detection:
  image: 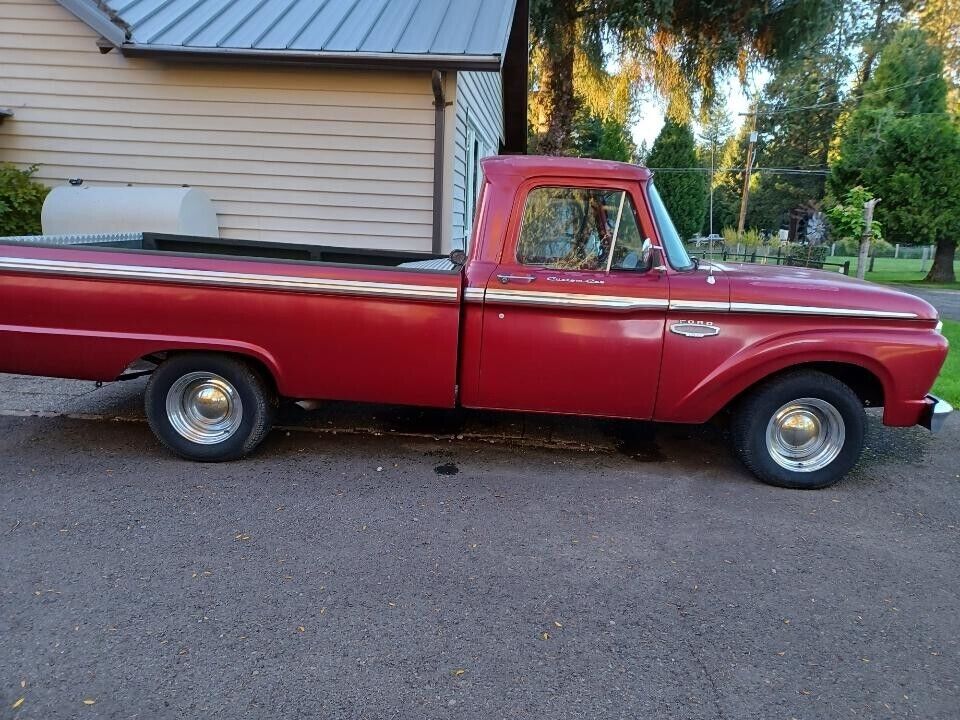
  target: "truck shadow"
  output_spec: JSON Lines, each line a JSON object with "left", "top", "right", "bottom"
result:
{"left": 279, "top": 399, "right": 696, "bottom": 462}
{"left": 7, "top": 374, "right": 931, "bottom": 487}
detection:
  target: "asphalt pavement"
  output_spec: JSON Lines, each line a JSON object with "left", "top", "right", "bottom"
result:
{"left": 2, "top": 400, "right": 958, "bottom": 719}
{"left": 901, "top": 287, "right": 960, "bottom": 321}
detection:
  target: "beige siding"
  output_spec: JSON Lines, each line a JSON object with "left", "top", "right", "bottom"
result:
{"left": 451, "top": 70, "right": 504, "bottom": 249}
{"left": 0, "top": 0, "right": 437, "bottom": 250}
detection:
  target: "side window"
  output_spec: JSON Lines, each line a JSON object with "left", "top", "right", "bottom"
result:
{"left": 516, "top": 187, "right": 648, "bottom": 271}
{"left": 609, "top": 194, "right": 647, "bottom": 271}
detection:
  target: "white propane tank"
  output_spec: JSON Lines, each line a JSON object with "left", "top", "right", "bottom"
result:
{"left": 41, "top": 184, "right": 219, "bottom": 238}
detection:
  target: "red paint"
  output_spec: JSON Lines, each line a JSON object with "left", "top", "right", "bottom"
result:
{"left": 0, "top": 156, "right": 948, "bottom": 429}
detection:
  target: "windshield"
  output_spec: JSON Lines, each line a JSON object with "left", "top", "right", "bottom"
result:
{"left": 647, "top": 182, "right": 695, "bottom": 271}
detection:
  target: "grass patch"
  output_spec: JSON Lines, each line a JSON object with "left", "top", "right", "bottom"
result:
{"left": 828, "top": 256, "right": 960, "bottom": 290}
{"left": 933, "top": 320, "right": 959, "bottom": 407}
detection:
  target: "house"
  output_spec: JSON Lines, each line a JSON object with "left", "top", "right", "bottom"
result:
{"left": 0, "top": 0, "right": 529, "bottom": 253}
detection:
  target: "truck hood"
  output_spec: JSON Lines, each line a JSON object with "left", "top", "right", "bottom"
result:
{"left": 706, "top": 261, "right": 939, "bottom": 321}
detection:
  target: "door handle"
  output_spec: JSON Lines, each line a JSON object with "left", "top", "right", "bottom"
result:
{"left": 497, "top": 274, "right": 535, "bottom": 284}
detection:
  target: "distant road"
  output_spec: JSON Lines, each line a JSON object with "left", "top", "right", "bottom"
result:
{"left": 901, "top": 286, "right": 960, "bottom": 321}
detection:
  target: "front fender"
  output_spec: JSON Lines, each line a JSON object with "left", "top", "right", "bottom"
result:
{"left": 653, "top": 319, "right": 947, "bottom": 425}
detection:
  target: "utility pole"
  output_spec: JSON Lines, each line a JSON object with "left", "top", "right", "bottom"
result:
{"left": 856, "top": 198, "right": 880, "bottom": 280}
{"left": 736, "top": 128, "right": 758, "bottom": 238}
{"left": 708, "top": 137, "right": 716, "bottom": 237}
{"left": 697, "top": 132, "right": 717, "bottom": 239}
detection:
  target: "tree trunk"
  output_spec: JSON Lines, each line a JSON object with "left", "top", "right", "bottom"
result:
{"left": 535, "top": 12, "right": 577, "bottom": 155}
{"left": 925, "top": 236, "right": 957, "bottom": 283}
{"left": 857, "top": 0, "right": 888, "bottom": 90}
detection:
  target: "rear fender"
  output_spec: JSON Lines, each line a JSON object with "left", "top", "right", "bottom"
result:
{"left": 125, "top": 339, "right": 283, "bottom": 389}
{"left": 0, "top": 324, "right": 283, "bottom": 392}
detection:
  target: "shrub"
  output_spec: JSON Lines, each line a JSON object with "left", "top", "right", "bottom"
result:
{"left": 832, "top": 236, "right": 895, "bottom": 257}
{"left": 0, "top": 164, "right": 50, "bottom": 236}
{"left": 721, "top": 226, "right": 766, "bottom": 251}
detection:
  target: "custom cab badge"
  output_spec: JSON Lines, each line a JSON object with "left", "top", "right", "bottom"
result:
{"left": 546, "top": 276, "right": 605, "bottom": 284}
{"left": 670, "top": 320, "right": 721, "bottom": 338}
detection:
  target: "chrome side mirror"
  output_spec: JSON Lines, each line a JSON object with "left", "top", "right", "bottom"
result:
{"left": 640, "top": 238, "right": 655, "bottom": 272}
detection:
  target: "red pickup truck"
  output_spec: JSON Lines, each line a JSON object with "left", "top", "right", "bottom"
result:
{"left": 0, "top": 156, "right": 951, "bottom": 488}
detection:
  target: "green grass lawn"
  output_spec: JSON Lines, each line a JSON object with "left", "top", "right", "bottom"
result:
{"left": 828, "top": 256, "right": 960, "bottom": 289}
{"left": 933, "top": 320, "right": 959, "bottom": 407}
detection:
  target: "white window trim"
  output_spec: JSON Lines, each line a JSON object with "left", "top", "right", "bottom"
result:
{"left": 463, "top": 121, "right": 495, "bottom": 250}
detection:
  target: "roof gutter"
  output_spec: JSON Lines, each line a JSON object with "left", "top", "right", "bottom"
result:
{"left": 431, "top": 70, "right": 451, "bottom": 255}
{"left": 119, "top": 44, "right": 503, "bottom": 72}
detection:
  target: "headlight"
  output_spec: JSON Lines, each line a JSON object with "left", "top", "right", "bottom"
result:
{"left": 936, "top": 320, "right": 944, "bottom": 334}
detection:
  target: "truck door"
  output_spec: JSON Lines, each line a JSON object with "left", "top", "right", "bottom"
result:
{"left": 476, "top": 182, "right": 668, "bottom": 419}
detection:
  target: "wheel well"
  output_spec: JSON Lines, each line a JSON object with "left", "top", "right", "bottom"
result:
{"left": 122, "top": 350, "right": 279, "bottom": 395}
{"left": 739, "top": 362, "right": 885, "bottom": 409}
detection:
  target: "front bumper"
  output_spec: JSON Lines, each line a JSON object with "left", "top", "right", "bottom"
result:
{"left": 920, "top": 394, "right": 953, "bottom": 432}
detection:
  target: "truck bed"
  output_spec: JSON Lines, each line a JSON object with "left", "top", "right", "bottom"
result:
{"left": 0, "top": 232, "right": 464, "bottom": 408}
{"left": 0, "top": 232, "right": 459, "bottom": 272}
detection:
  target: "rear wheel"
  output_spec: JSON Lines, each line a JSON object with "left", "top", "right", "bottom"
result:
{"left": 145, "top": 354, "right": 276, "bottom": 462}
{"left": 732, "top": 370, "right": 865, "bottom": 489}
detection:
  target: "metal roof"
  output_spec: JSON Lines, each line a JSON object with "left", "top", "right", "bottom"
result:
{"left": 57, "top": 0, "right": 518, "bottom": 69}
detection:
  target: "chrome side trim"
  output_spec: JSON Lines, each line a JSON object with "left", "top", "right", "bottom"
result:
{"left": 669, "top": 299, "right": 918, "bottom": 319}
{"left": 0, "top": 257, "right": 459, "bottom": 302}
{"left": 730, "top": 301, "right": 918, "bottom": 319}
{"left": 486, "top": 288, "right": 668, "bottom": 311}
{"left": 669, "top": 299, "right": 730, "bottom": 312}
{"left": 464, "top": 287, "right": 485, "bottom": 303}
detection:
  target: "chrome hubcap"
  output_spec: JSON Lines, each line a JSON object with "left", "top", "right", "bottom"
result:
{"left": 166, "top": 372, "right": 243, "bottom": 445}
{"left": 765, "top": 398, "right": 845, "bottom": 472}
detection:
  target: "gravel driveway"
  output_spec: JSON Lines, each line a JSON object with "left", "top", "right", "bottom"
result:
{"left": 1, "top": 409, "right": 958, "bottom": 719}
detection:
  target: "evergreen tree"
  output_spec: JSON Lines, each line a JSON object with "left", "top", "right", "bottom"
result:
{"left": 918, "top": 0, "right": 959, "bottom": 107}
{"left": 727, "top": 0, "right": 910, "bottom": 234}
{"left": 830, "top": 28, "right": 960, "bottom": 282}
{"left": 708, "top": 119, "right": 754, "bottom": 234}
{"left": 646, "top": 119, "right": 708, "bottom": 239}
{"left": 570, "top": 110, "right": 637, "bottom": 161}
{"left": 849, "top": 0, "right": 914, "bottom": 89}
{"left": 697, "top": 103, "right": 734, "bottom": 235}
{"left": 747, "top": 52, "right": 846, "bottom": 232}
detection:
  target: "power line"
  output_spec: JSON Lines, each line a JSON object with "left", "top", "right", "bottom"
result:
{"left": 648, "top": 167, "right": 830, "bottom": 175}
{"left": 741, "top": 73, "right": 944, "bottom": 117}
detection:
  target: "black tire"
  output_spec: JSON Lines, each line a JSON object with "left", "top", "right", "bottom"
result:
{"left": 732, "top": 370, "right": 865, "bottom": 489}
{"left": 144, "top": 353, "right": 276, "bottom": 462}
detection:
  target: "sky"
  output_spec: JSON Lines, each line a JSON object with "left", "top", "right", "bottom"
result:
{"left": 630, "top": 73, "right": 764, "bottom": 148}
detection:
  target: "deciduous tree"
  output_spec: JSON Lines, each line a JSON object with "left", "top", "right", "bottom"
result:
{"left": 529, "top": 0, "right": 839, "bottom": 154}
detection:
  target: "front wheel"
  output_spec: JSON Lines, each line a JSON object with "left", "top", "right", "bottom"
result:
{"left": 145, "top": 354, "right": 276, "bottom": 462}
{"left": 732, "top": 370, "right": 866, "bottom": 489}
